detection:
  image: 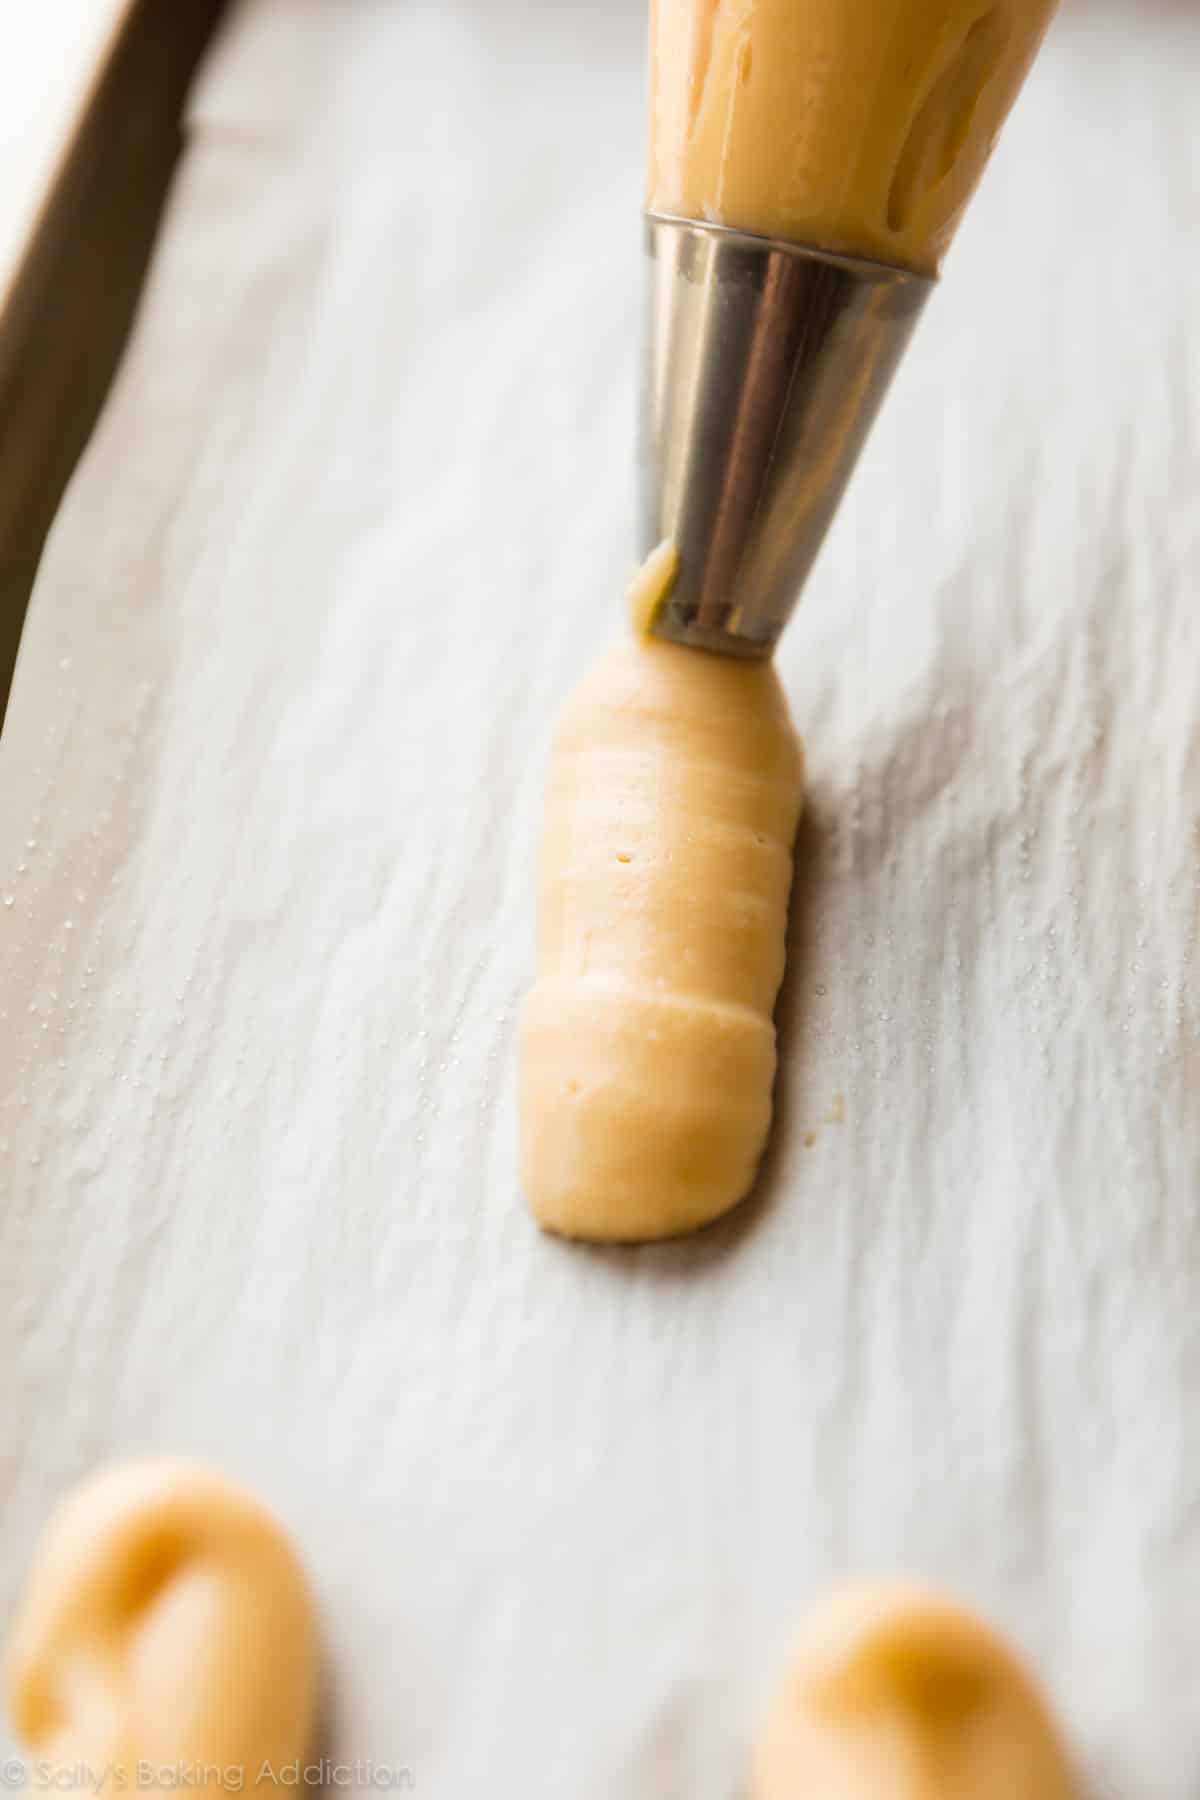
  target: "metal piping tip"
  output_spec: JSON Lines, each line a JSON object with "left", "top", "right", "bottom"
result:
{"left": 638, "top": 214, "right": 934, "bottom": 659}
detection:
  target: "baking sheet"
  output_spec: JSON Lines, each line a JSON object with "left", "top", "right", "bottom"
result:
{"left": 0, "top": 0, "right": 226, "bottom": 728}
{"left": 2, "top": 0, "right": 1199, "bottom": 1793}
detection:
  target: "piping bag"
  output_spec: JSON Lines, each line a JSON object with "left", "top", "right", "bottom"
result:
{"left": 639, "top": 0, "right": 1059, "bottom": 657}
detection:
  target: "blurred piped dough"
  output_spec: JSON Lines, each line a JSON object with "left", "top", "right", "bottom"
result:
{"left": 648, "top": 0, "right": 1059, "bottom": 272}
{"left": 753, "top": 1583, "right": 1077, "bottom": 1799}
{"left": 5, "top": 1459, "right": 318, "bottom": 1797}
{"left": 519, "top": 600, "right": 804, "bottom": 1243}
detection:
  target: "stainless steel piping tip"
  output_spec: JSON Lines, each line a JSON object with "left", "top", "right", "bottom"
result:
{"left": 638, "top": 214, "right": 934, "bottom": 659}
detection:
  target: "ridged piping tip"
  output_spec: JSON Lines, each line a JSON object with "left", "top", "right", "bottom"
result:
{"left": 638, "top": 214, "right": 934, "bottom": 659}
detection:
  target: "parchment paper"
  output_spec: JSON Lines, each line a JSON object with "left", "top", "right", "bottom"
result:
{"left": 3, "top": 1, "right": 1199, "bottom": 1794}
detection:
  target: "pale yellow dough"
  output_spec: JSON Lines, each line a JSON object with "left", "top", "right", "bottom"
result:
{"left": 627, "top": 538, "right": 680, "bottom": 637}
{"left": 519, "top": 614, "right": 804, "bottom": 1243}
{"left": 649, "top": 0, "right": 1059, "bottom": 272}
{"left": 753, "top": 1583, "right": 1078, "bottom": 1799}
{"left": 5, "top": 1459, "right": 319, "bottom": 1798}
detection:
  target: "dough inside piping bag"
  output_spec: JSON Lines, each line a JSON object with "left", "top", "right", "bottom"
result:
{"left": 648, "top": 0, "right": 1059, "bottom": 272}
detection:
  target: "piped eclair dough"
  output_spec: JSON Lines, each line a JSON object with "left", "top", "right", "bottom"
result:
{"left": 648, "top": 0, "right": 1059, "bottom": 272}
{"left": 5, "top": 1459, "right": 319, "bottom": 1797}
{"left": 753, "top": 1584, "right": 1078, "bottom": 1799}
{"left": 519, "top": 623, "right": 804, "bottom": 1242}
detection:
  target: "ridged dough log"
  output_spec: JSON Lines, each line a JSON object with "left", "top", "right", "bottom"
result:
{"left": 519, "top": 629, "right": 804, "bottom": 1242}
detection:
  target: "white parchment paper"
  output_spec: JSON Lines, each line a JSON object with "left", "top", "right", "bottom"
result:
{"left": 3, "top": 1, "right": 1199, "bottom": 1793}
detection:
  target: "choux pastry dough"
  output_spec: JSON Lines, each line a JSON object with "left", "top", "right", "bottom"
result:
{"left": 5, "top": 1459, "right": 319, "bottom": 1797}
{"left": 753, "top": 1582, "right": 1077, "bottom": 1799}
{"left": 520, "top": 560, "right": 804, "bottom": 1241}
{"left": 648, "top": 0, "right": 1059, "bottom": 274}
